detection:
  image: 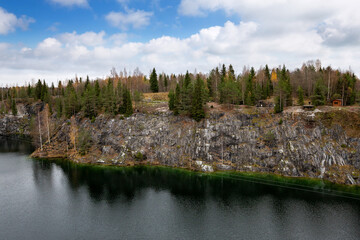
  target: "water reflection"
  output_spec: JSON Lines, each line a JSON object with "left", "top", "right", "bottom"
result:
{"left": 1, "top": 137, "right": 360, "bottom": 239}
{"left": 32, "top": 159, "right": 360, "bottom": 207}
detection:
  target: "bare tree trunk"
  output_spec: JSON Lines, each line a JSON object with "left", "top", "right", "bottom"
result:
{"left": 46, "top": 109, "right": 50, "bottom": 143}
{"left": 38, "top": 111, "right": 43, "bottom": 151}
{"left": 327, "top": 71, "right": 331, "bottom": 102}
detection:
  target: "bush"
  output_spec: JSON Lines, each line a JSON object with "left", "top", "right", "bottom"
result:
{"left": 134, "top": 151, "right": 146, "bottom": 161}
{"left": 264, "top": 131, "right": 276, "bottom": 147}
{"left": 77, "top": 128, "right": 92, "bottom": 155}
{"left": 279, "top": 118, "right": 283, "bottom": 125}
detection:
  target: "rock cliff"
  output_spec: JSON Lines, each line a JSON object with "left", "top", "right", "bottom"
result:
{"left": 27, "top": 107, "right": 360, "bottom": 185}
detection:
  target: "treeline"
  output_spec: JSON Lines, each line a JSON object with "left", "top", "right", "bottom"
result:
{"left": 0, "top": 76, "right": 134, "bottom": 119}
{"left": 168, "top": 61, "right": 359, "bottom": 118}
{"left": 0, "top": 60, "right": 359, "bottom": 121}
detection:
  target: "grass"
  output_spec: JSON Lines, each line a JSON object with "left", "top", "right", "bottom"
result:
{"left": 143, "top": 92, "right": 169, "bottom": 102}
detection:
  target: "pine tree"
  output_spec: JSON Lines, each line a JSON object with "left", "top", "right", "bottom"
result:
{"left": 11, "top": 99, "right": 17, "bottom": 116}
{"left": 191, "top": 75, "right": 205, "bottom": 121}
{"left": 174, "top": 83, "right": 180, "bottom": 116}
{"left": 164, "top": 75, "right": 168, "bottom": 91}
{"left": 35, "top": 80, "right": 42, "bottom": 100}
{"left": 104, "top": 79, "right": 116, "bottom": 115}
{"left": 150, "top": 68, "right": 159, "bottom": 93}
{"left": 264, "top": 64, "right": 273, "bottom": 98}
{"left": 56, "top": 98, "right": 63, "bottom": 118}
{"left": 83, "top": 84, "right": 96, "bottom": 118}
{"left": 297, "top": 86, "right": 304, "bottom": 106}
{"left": 119, "top": 88, "right": 133, "bottom": 117}
{"left": 168, "top": 90, "right": 175, "bottom": 110}
{"left": 27, "top": 84, "right": 32, "bottom": 97}
{"left": 245, "top": 67, "right": 255, "bottom": 105}
{"left": 64, "top": 80, "right": 78, "bottom": 117}
{"left": 184, "top": 71, "right": 191, "bottom": 88}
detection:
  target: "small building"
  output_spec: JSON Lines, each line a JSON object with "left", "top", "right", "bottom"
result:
{"left": 303, "top": 102, "right": 314, "bottom": 110}
{"left": 332, "top": 99, "right": 342, "bottom": 107}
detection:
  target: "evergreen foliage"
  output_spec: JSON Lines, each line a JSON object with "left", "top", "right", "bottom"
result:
{"left": 150, "top": 68, "right": 159, "bottom": 93}
{"left": 297, "top": 86, "right": 304, "bottom": 106}
{"left": 191, "top": 75, "right": 205, "bottom": 121}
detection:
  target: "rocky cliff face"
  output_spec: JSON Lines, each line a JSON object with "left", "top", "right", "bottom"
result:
{"left": 29, "top": 107, "right": 360, "bottom": 185}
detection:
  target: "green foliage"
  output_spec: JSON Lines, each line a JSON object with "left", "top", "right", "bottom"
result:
{"left": 274, "top": 96, "right": 283, "bottom": 113}
{"left": 278, "top": 118, "right": 283, "bottom": 125}
{"left": 311, "top": 80, "right": 326, "bottom": 106}
{"left": 264, "top": 131, "right": 276, "bottom": 147}
{"left": 77, "top": 128, "right": 92, "bottom": 156}
{"left": 134, "top": 151, "right": 145, "bottom": 161}
{"left": 150, "top": 68, "right": 159, "bottom": 93}
{"left": 11, "top": 99, "right": 17, "bottom": 116}
{"left": 56, "top": 98, "right": 63, "bottom": 118}
{"left": 34, "top": 80, "right": 42, "bottom": 100}
{"left": 168, "top": 90, "right": 175, "bottom": 111}
{"left": 133, "top": 90, "right": 143, "bottom": 104}
{"left": 64, "top": 80, "right": 79, "bottom": 117}
{"left": 174, "top": 84, "right": 180, "bottom": 115}
{"left": 245, "top": 67, "right": 255, "bottom": 105}
{"left": 82, "top": 83, "right": 96, "bottom": 118}
{"left": 119, "top": 87, "right": 133, "bottom": 117}
{"left": 191, "top": 75, "right": 206, "bottom": 121}
{"left": 297, "top": 86, "right": 304, "bottom": 106}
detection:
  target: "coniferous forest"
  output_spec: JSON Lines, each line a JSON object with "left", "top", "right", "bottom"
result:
{"left": 1, "top": 60, "right": 359, "bottom": 122}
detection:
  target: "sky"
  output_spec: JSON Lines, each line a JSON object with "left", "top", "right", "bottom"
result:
{"left": 0, "top": 0, "right": 359, "bottom": 85}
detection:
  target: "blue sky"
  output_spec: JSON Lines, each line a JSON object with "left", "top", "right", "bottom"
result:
{"left": 0, "top": 0, "right": 359, "bottom": 84}
{"left": 0, "top": 0, "right": 239, "bottom": 46}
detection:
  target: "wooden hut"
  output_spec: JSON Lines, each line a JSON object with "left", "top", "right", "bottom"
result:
{"left": 332, "top": 99, "right": 342, "bottom": 107}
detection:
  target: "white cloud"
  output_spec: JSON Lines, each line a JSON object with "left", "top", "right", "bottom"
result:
{"left": 178, "top": 0, "right": 360, "bottom": 48}
{"left": 106, "top": 9, "right": 153, "bottom": 30}
{"left": 58, "top": 31, "right": 106, "bottom": 47}
{"left": 1, "top": 16, "right": 360, "bottom": 85}
{"left": 0, "top": 7, "right": 34, "bottom": 35}
{"left": 48, "top": 0, "right": 89, "bottom": 7}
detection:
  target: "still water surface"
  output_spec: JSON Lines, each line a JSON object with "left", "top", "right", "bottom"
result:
{"left": 0, "top": 137, "right": 360, "bottom": 240}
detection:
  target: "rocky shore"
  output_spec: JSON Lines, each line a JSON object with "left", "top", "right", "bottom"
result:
{"left": 1, "top": 103, "right": 360, "bottom": 185}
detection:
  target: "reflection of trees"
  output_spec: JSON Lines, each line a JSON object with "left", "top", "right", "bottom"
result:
{"left": 49, "top": 161, "right": 344, "bottom": 205}
{"left": 32, "top": 159, "right": 53, "bottom": 189}
{"left": 0, "top": 136, "right": 34, "bottom": 153}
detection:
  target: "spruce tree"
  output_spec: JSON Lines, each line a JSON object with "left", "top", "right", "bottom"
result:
{"left": 164, "top": 75, "right": 168, "bottom": 91}
{"left": 120, "top": 88, "right": 133, "bottom": 117}
{"left": 184, "top": 71, "right": 191, "bottom": 88}
{"left": 35, "top": 80, "right": 42, "bottom": 100}
{"left": 83, "top": 85, "right": 96, "bottom": 118}
{"left": 150, "top": 68, "right": 159, "bottom": 93}
{"left": 174, "top": 84, "right": 181, "bottom": 116}
{"left": 245, "top": 67, "right": 255, "bottom": 105}
{"left": 191, "top": 75, "right": 205, "bottom": 121}
{"left": 11, "top": 99, "right": 17, "bottom": 116}
{"left": 297, "top": 86, "right": 304, "bottom": 106}
{"left": 168, "top": 90, "right": 175, "bottom": 110}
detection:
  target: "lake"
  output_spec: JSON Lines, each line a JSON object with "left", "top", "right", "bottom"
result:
{"left": 0, "top": 136, "right": 359, "bottom": 239}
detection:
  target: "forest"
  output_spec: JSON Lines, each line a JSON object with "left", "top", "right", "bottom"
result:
{"left": 0, "top": 60, "right": 359, "bottom": 122}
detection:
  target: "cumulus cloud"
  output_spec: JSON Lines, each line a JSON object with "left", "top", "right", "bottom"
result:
{"left": 106, "top": 9, "right": 153, "bottom": 30}
{"left": 178, "top": 0, "right": 360, "bottom": 48}
{"left": 58, "top": 31, "right": 106, "bottom": 47}
{"left": 48, "top": 0, "right": 89, "bottom": 7}
{"left": 0, "top": 17, "right": 359, "bottom": 85}
{"left": 0, "top": 7, "right": 35, "bottom": 35}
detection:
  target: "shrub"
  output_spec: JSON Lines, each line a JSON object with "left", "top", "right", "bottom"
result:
{"left": 77, "top": 128, "right": 92, "bottom": 155}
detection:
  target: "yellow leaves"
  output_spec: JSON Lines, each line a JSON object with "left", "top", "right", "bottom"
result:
{"left": 271, "top": 69, "right": 277, "bottom": 82}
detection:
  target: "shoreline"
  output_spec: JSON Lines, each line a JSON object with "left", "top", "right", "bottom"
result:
{"left": 30, "top": 156, "right": 360, "bottom": 199}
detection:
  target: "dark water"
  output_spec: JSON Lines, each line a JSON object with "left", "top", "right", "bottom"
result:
{"left": 1, "top": 137, "right": 360, "bottom": 240}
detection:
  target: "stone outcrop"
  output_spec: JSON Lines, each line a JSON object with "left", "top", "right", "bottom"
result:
{"left": 28, "top": 108, "right": 360, "bottom": 185}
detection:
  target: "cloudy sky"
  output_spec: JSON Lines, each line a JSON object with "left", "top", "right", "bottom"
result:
{"left": 0, "top": 0, "right": 359, "bottom": 85}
